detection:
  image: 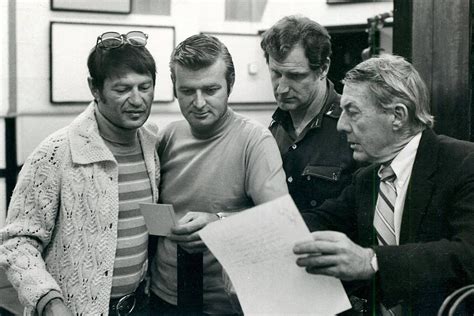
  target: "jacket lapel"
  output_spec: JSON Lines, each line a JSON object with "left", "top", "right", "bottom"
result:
{"left": 357, "top": 165, "right": 380, "bottom": 246}
{"left": 399, "top": 129, "right": 438, "bottom": 244}
{"left": 138, "top": 123, "right": 160, "bottom": 202}
{"left": 68, "top": 102, "right": 116, "bottom": 164}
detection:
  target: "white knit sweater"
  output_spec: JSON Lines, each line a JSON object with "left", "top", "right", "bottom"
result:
{"left": 0, "top": 103, "right": 160, "bottom": 315}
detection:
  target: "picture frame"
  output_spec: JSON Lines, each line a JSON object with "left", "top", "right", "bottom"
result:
{"left": 50, "top": 22, "right": 175, "bottom": 104}
{"left": 202, "top": 32, "right": 275, "bottom": 105}
{"left": 51, "top": 0, "right": 131, "bottom": 14}
{"left": 327, "top": 0, "right": 391, "bottom": 4}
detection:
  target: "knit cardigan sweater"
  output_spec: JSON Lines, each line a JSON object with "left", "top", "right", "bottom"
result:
{"left": 0, "top": 103, "right": 160, "bottom": 315}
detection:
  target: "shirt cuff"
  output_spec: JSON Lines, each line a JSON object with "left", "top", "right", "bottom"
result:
{"left": 36, "top": 290, "right": 63, "bottom": 316}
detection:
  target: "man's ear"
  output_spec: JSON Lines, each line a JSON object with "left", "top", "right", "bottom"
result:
{"left": 392, "top": 103, "right": 409, "bottom": 131}
{"left": 319, "top": 57, "right": 331, "bottom": 80}
{"left": 227, "top": 77, "right": 235, "bottom": 97}
{"left": 87, "top": 77, "right": 100, "bottom": 101}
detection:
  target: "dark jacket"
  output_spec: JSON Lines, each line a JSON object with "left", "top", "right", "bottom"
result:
{"left": 269, "top": 81, "right": 357, "bottom": 211}
{"left": 303, "top": 129, "right": 474, "bottom": 315}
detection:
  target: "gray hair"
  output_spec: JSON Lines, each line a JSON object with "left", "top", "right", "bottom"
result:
{"left": 344, "top": 54, "right": 434, "bottom": 133}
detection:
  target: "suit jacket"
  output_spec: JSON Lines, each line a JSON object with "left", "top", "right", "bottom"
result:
{"left": 303, "top": 129, "right": 474, "bottom": 315}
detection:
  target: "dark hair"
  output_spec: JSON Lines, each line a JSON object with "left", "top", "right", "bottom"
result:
{"left": 169, "top": 34, "right": 235, "bottom": 96}
{"left": 260, "top": 15, "right": 332, "bottom": 72}
{"left": 344, "top": 54, "right": 434, "bottom": 132}
{"left": 87, "top": 44, "right": 156, "bottom": 91}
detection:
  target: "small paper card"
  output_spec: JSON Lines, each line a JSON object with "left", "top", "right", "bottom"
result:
{"left": 139, "top": 203, "right": 177, "bottom": 236}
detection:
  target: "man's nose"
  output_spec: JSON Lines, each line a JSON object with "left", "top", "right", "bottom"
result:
{"left": 128, "top": 88, "right": 143, "bottom": 106}
{"left": 193, "top": 90, "right": 206, "bottom": 108}
{"left": 336, "top": 111, "right": 350, "bottom": 133}
{"left": 276, "top": 77, "right": 290, "bottom": 95}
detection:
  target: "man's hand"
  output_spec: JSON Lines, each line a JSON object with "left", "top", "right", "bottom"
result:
{"left": 43, "top": 298, "right": 73, "bottom": 316}
{"left": 168, "top": 211, "right": 219, "bottom": 253}
{"left": 293, "top": 231, "right": 376, "bottom": 281}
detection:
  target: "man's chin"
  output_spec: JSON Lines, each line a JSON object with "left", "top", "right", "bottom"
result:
{"left": 352, "top": 152, "right": 369, "bottom": 163}
{"left": 277, "top": 102, "right": 299, "bottom": 111}
{"left": 123, "top": 118, "right": 147, "bottom": 130}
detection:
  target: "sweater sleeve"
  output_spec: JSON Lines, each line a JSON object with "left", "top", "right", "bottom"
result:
{"left": 244, "top": 128, "right": 289, "bottom": 205}
{"left": 0, "top": 135, "right": 65, "bottom": 310}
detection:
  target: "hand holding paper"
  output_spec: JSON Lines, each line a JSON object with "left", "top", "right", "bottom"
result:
{"left": 199, "top": 194, "right": 351, "bottom": 315}
{"left": 169, "top": 211, "right": 220, "bottom": 253}
{"left": 294, "top": 230, "right": 376, "bottom": 281}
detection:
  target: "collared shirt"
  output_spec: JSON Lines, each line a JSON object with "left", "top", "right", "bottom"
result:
{"left": 379, "top": 132, "right": 422, "bottom": 244}
{"left": 269, "top": 80, "right": 357, "bottom": 211}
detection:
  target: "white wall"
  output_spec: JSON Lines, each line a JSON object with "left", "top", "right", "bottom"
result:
{"left": 262, "top": 0, "right": 392, "bottom": 28}
{"left": 0, "top": 1, "right": 7, "bottom": 117}
{"left": 13, "top": 0, "right": 393, "bottom": 164}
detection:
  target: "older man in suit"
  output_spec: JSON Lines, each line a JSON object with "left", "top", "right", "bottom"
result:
{"left": 294, "top": 54, "right": 474, "bottom": 315}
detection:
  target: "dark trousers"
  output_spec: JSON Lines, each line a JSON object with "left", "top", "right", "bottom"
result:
{"left": 149, "top": 292, "right": 202, "bottom": 316}
{"left": 149, "top": 293, "right": 240, "bottom": 316}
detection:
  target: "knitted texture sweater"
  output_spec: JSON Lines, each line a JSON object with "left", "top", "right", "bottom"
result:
{"left": 0, "top": 103, "right": 160, "bottom": 315}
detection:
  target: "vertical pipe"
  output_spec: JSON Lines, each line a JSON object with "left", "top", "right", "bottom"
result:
{"left": 6, "top": 0, "right": 17, "bottom": 208}
{"left": 5, "top": 117, "right": 16, "bottom": 208}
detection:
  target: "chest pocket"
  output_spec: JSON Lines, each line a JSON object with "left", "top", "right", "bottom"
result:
{"left": 302, "top": 165, "right": 342, "bottom": 182}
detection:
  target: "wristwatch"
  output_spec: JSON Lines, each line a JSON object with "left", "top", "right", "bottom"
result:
{"left": 370, "top": 250, "right": 379, "bottom": 272}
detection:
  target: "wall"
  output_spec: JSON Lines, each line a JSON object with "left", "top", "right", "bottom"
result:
{"left": 0, "top": 0, "right": 393, "bottom": 227}
{"left": 261, "top": 0, "right": 392, "bottom": 27}
{"left": 12, "top": 0, "right": 393, "bottom": 164}
{"left": 1, "top": 0, "right": 393, "bottom": 224}
{"left": 411, "top": 0, "right": 471, "bottom": 140}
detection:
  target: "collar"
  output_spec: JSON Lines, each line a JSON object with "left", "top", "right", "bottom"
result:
{"left": 379, "top": 132, "right": 422, "bottom": 190}
{"left": 270, "top": 80, "right": 340, "bottom": 132}
{"left": 68, "top": 102, "right": 158, "bottom": 164}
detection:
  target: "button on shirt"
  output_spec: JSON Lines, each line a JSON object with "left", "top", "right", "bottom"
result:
{"left": 270, "top": 80, "right": 357, "bottom": 211}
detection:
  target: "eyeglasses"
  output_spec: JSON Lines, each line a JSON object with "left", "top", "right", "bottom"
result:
{"left": 96, "top": 31, "right": 148, "bottom": 49}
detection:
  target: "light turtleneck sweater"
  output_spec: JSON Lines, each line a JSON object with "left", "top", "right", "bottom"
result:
{"left": 150, "top": 108, "right": 288, "bottom": 314}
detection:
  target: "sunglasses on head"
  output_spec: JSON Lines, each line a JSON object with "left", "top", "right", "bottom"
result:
{"left": 96, "top": 31, "right": 148, "bottom": 49}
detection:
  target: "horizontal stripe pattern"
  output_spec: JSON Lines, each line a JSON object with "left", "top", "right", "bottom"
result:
{"left": 106, "top": 142, "right": 152, "bottom": 299}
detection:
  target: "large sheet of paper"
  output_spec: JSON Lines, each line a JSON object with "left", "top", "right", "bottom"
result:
{"left": 199, "top": 194, "right": 351, "bottom": 315}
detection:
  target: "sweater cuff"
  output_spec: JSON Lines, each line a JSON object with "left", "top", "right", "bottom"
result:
{"left": 36, "top": 290, "right": 63, "bottom": 316}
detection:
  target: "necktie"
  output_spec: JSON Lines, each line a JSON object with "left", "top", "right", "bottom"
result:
{"left": 374, "top": 166, "right": 403, "bottom": 315}
{"left": 374, "top": 165, "right": 397, "bottom": 246}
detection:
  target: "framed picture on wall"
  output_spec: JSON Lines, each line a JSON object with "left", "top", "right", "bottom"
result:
{"left": 50, "top": 22, "right": 175, "bottom": 104}
{"left": 201, "top": 32, "right": 275, "bottom": 105}
{"left": 327, "top": 0, "right": 391, "bottom": 3}
{"left": 51, "top": 0, "right": 131, "bottom": 14}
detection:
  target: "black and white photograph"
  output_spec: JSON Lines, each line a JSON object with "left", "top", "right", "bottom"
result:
{"left": 0, "top": 0, "right": 473, "bottom": 315}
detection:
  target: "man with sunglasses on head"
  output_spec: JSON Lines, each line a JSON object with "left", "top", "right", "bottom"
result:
{"left": 0, "top": 31, "right": 159, "bottom": 315}
{"left": 148, "top": 34, "right": 288, "bottom": 315}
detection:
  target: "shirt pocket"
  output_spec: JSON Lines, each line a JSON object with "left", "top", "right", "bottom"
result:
{"left": 301, "top": 165, "right": 342, "bottom": 182}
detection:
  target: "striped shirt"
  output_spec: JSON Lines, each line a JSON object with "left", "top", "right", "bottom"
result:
{"left": 104, "top": 139, "right": 152, "bottom": 299}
